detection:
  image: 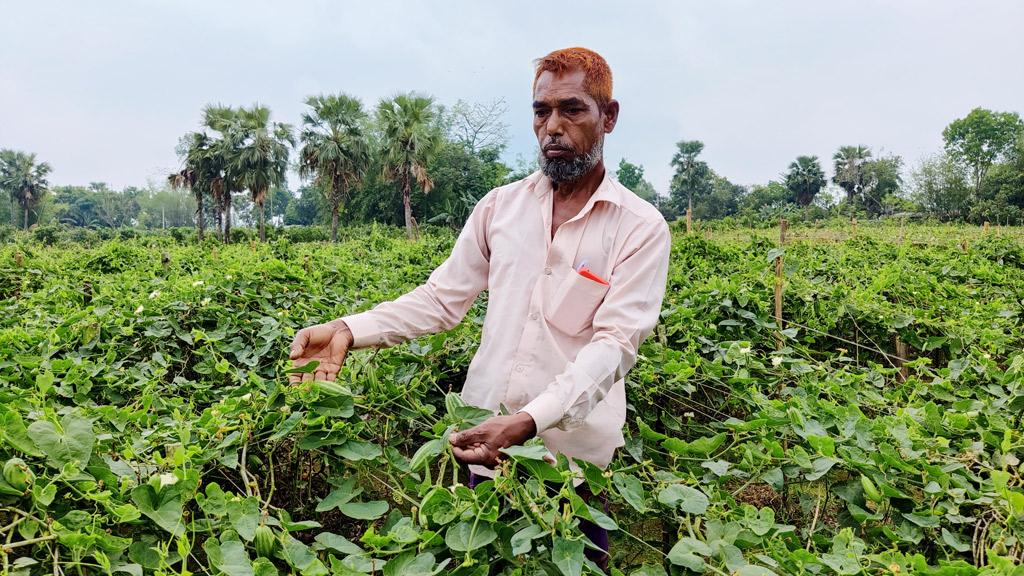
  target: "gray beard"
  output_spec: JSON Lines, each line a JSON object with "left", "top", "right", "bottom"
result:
{"left": 539, "top": 138, "right": 603, "bottom": 185}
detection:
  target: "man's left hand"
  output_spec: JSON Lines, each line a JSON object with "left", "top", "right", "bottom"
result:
{"left": 449, "top": 413, "right": 537, "bottom": 468}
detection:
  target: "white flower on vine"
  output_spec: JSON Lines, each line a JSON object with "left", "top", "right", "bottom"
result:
{"left": 192, "top": 280, "right": 204, "bottom": 287}
{"left": 135, "top": 305, "right": 144, "bottom": 315}
{"left": 772, "top": 356, "right": 784, "bottom": 367}
{"left": 158, "top": 473, "right": 178, "bottom": 488}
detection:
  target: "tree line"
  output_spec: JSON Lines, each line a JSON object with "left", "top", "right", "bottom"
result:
{"left": 626, "top": 107, "right": 1022, "bottom": 226}
{"left": 2, "top": 104, "right": 1022, "bottom": 239}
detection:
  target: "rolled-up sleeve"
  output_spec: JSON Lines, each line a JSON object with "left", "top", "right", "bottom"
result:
{"left": 521, "top": 217, "right": 671, "bottom": 433}
{"left": 341, "top": 191, "right": 495, "bottom": 349}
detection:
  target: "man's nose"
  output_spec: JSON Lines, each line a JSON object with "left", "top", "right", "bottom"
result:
{"left": 545, "top": 110, "right": 564, "bottom": 137}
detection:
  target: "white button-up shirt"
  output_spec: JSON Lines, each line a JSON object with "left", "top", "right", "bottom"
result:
{"left": 342, "top": 170, "right": 671, "bottom": 475}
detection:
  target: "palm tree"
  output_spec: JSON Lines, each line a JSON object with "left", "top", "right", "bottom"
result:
{"left": 377, "top": 93, "right": 441, "bottom": 239}
{"left": 0, "top": 149, "right": 18, "bottom": 227}
{"left": 669, "top": 140, "right": 711, "bottom": 223}
{"left": 169, "top": 131, "right": 222, "bottom": 241}
{"left": 203, "top": 105, "right": 245, "bottom": 243}
{"left": 299, "top": 94, "right": 370, "bottom": 242}
{"left": 233, "top": 105, "right": 294, "bottom": 242}
{"left": 832, "top": 145, "right": 872, "bottom": 204}
{"left": 0, "top": 150, "right": 52, "bottom": 229}
{"left": 784, "top": 155, "right": 826, "bottom": 206}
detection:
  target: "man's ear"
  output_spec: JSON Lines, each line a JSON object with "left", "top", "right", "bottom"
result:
{"left": 602, "top": 100, "right": 620, "bottom": 134}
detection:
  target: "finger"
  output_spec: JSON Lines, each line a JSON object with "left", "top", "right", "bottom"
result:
{"left": 314, "top": 369, "right": 328, "bottom": 381}
{"left": 301, "top": 372, "right": 314, "bottom": 383}
{"left": 450, "top": 428, "right": 486, "bottom": 447}
{"left": 452, "top": 445, "right": 491, "bottom": 465}
{"left": 289, "top": 373, "right": 300, "bottom": 385}
{"left": 289, "top": 330, "right": 309, "bottom": 360}
{"left": 324, "top": 368, "right": 339, "bottom": 382}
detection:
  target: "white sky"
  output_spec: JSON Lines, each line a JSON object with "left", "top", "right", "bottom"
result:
{"left": 1, "top": 1, "right": 1022, "bottom": 195}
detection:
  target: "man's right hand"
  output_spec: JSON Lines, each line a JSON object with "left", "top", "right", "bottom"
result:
{"left": 289, "top": 319, "right": 354, "bottom": 384}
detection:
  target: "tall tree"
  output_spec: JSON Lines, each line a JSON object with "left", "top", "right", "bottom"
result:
{"left": 859, "top": 154, "right": 903, "bottom": 216}
{"left": 942, "top": 108, "right": 1024, "bottom": 197}
{"left": 832, "top": 145, "right": 872, "bottom": 204}
{"left": 169, "top": 131, "right": 223, "bottom": 241}
{"left": 784, "top": 155, "right": 826, "bottom": 206}
{"left": 0, "top": 149, "right": 52, "bottom": 229}
{"left": 299, "top": 94, "right": 370, "bottom": 242}
{"left": 202, "top": 104, "right": 245, "bottom": 243}
{"left": 377, "top": 93, "right": 442, "bottom": 239}
{"left": 445, "top": 98, "right": 510, "bottom": 154}
{"left": 669, "top": 140, "right": 712, "bottom": 219}
{"left": 615, "top": 158, "right": 656, "bottom": 201}
{"left": 232, "top": 105, "right": 294, "bottom": 242}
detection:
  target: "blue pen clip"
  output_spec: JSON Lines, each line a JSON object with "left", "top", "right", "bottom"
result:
{"left": 575, "top": 260, "right": 587, "bottom": 272}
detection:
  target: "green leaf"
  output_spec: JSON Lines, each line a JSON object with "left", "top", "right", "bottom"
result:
{"left": 499, "top": 443, "right": 551, "bottom": 461}
{"left": 657, "top": 484, "right": 709, "bottom": 515}
{"left": 286, "top": 360, "right": 320, "bottom": 374}
{"left": 0, "top": 407, "right": 43, "bottom": 457}
{"left": 281, "top": 535, "right": 328, "bottom": 576}
{"left": 551, "top": 536, "right": 584, "bottom": 576}
{"left": 806, "top": 435, "right": 835, "bottom": 457}
{"left": 316, "top": 479, "right": 359, "bottom": 512}
{"left": 667, "top": 537, "right": 711, "bottom": 571}
{"left": 511, "top": 524, "right": 544, "bottom": 556}
{"left": 445, "top": 521, "right": 497, "bottom": 552}
{"left": 613, "top": 473, "right": 647, "bottom": 513}
{"left": 130, "top": 484, "right": 185, "bottom": 536}
{"left": 383, "top": 552, "right": 445, "bottom": 576}
{"left": 204, "top": 539, "right": 254, "bottom": 576}
{"left": 313, "top": 532, "right": 363, "bottom": 555}
{"left": 334, "top": 439, "right": 382, "bottom": 461}
{"left": 804, "top": 457, "right": 838, "bottom": 481}
{"left": 28, "top": 413, "right": 95, "bottom": 470}
{"left": 902, "top": 512, "right": 940, "bottom": 528}
{"left": 339, "top": 500, "right": 389, "bottom": 520}
{"left": 941, "top": 528, "right": 971, "bottom": 552}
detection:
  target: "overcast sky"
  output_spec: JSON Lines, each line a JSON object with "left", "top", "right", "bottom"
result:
{"left": 2, "top": 1, "right": 1022, "bottom": 195}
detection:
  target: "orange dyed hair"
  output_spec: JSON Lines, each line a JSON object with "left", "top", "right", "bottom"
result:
{"left": 533, "top": 47, "right": 613, "bottom": 107}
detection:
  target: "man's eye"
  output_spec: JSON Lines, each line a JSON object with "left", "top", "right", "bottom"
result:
{"left": 534, "top": 109, "right": 549, "bottom": 118}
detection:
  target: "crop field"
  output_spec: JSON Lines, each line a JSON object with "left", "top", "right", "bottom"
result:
{"left": 1, "top": 223, "right": 1023, "bottom": 576}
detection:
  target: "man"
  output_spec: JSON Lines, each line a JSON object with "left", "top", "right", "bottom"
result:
{"left": 289, "top": 47, "right": 671, "bottom": 566}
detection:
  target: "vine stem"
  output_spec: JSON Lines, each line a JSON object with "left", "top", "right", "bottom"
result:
{"left": 2, "top": 534, "right": 57, "bottom": 552}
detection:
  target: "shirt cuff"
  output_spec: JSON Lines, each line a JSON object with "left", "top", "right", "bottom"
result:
{"left": 518, "top": 391, "right": 564, "bottom": 434}
{"left": 338, "top": 311, "right": 384, "bottom": 349}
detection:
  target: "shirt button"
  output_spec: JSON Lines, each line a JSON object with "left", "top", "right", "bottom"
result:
{"left": 515, "top": 364, "right": 525, "bottom": 373}
{"left": 543, "top": 267, "right": 552, "bottom": 275}
{"left": 529, "top": 312, "right": 539, "bottom": 321}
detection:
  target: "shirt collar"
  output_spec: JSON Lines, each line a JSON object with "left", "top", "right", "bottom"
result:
{"left": 529, "top": 169, "right": 623, "bottom": 208}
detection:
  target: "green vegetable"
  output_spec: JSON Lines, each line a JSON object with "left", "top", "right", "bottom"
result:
{"left": 861, "top": 474, "right": 883, "bottom": 503}
{"left": 253, "top": 524, "right": 277, "bottom": 558}
{"left": 3, "top": 458, "right": 34, "bottom": 492}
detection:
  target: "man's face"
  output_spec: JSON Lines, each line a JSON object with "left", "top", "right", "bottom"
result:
{"left": 533, "top": 69, "right": 618, "bottom": 185}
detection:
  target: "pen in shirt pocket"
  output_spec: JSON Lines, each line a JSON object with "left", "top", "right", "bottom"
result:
{"left": 575, "top": 260, "right": 610, "bottom": 285}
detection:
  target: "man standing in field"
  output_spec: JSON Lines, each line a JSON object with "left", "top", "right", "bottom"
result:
{"left": 289, "top": 47, "right": 670, "bottom": 567}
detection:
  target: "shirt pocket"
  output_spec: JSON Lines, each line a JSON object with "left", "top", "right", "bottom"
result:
{"left": 544, "top": 268, "right": 610, "bottom": 336}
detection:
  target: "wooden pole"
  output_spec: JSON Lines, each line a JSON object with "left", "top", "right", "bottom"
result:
{"left": 894, "top": 336, "right": 909, "bottom": 382}
{"left": 774, "top": 218, "right": 788, "bottom": 349}
{"left": 686, "top": 207, "right": 692, "bottom": 235}
{"left": 983, "top": 221, "right": 990, "bottom": 234}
